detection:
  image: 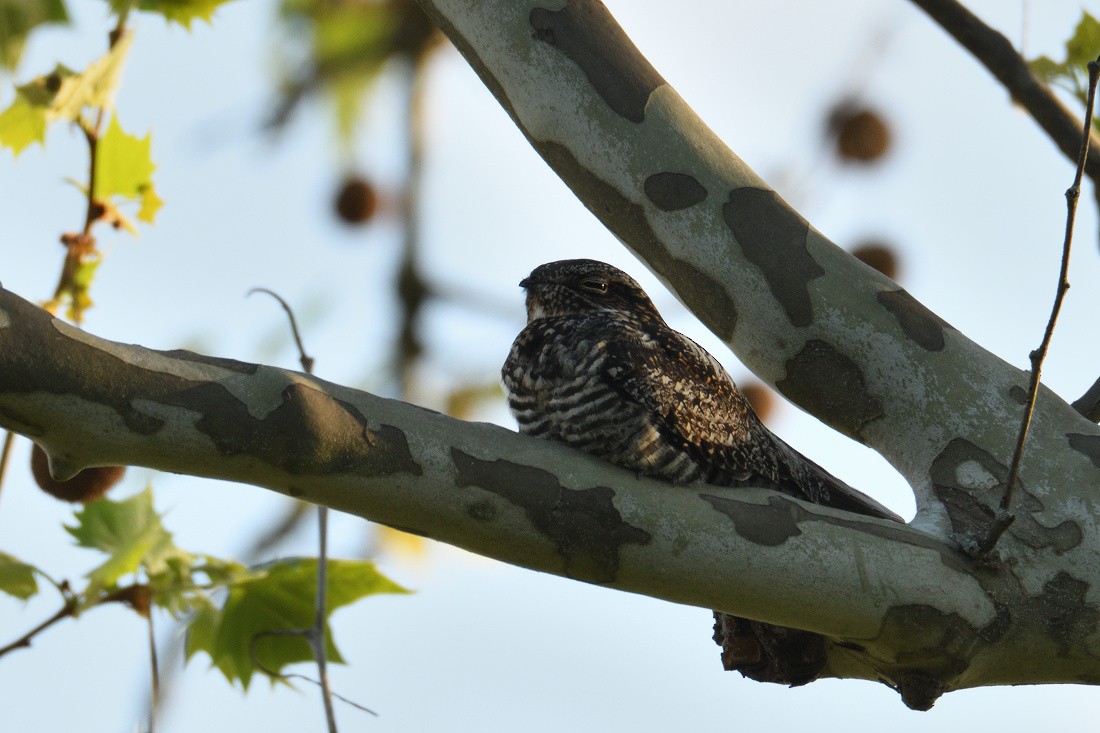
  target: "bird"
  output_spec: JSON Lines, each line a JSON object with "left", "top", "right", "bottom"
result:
{"left": 501, "top": 258, "right": 901, "bottom": 685}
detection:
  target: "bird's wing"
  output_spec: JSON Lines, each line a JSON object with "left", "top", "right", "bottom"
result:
{"left": 599, "top": 323, "right": 759, "bottom": 485}
{"left": 603, "top": 323, "right": 904, "bottom": 523}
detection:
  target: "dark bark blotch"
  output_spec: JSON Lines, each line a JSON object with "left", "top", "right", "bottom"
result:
{"left": 451, "top": 449, "right": 651, "bottom": 583}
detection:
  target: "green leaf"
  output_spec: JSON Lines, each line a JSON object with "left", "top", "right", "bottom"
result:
{"left": 1027, "top": 55, "right": 1066, "bottom": 85}
{"left": 0, "top": 0, "right": 69, "bottom": 69}
{"left": 108, "top": 0, "right": 236, "bottom": 28}
{"left": 95, "top": 115, "right": 155, "bottom": 199}
{"left": 185, "top": 557, "right": 409, "bottom": 688}
{"left": 150, "top": 554, "right": 246, "bottom": 618}
{"left": 66, "top": 487, "right": 184, "bottom": 590}
{"left": 1065, "top": 12, "right": 1100, "bottom": 69}
{"left": 0, "top": 551, "right": 39, "bottom": 600}
{"left": 0, "top": 92, "right": 47, "bottom": 154}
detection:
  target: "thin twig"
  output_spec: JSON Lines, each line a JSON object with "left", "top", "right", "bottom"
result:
{"left": 976, "top": 55, "right": 1100, "bottom": 557}
{"left": 394, "top": 55, "right": 433, "bottom": 388}
{"left": 0, "top": 598, "right": 78, "bottom": 658}
{"left": 909, "top": 0, "right": 1100, "bottom": 185}
{"left": 147, "top": 611, "right": 159, "bottom": 733}
{"left": 312, "top": 505, "right": 337, "bottom": 731}
{"left": 0, "top": 431, "right": 16, "bottom": 505}
{"left": 81, "top": 109, "right": 106, "bottom": 237}
{"left": 247, "top": 288, "right": 339, "bottom": 731}
{"left": 247, "top": 288, "right": 315, "bottom": 373}
{"left": 246, "top": 636, "right": 378, "bottom": 718}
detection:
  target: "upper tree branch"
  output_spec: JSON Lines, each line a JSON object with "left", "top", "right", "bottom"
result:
{"left": 411, "top": 0, "right": 1097, "bottom": 539}
{"left": 909, "top": 0, "right": 1100, "bottom": 185}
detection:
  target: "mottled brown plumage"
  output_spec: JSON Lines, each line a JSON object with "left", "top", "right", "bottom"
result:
{"left": 502, "top": 259, "right": 898, "bottom": 518}
{"left": 502, "top": 259, "right": 900, "bottom": 685}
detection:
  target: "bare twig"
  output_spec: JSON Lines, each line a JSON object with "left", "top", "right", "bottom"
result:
{"left": 247, "top": 288, "right": 315, "bottom": 374}
{"left": 247, "top": 634, "right": 378, "bottom": 717}
{"left": 312, "top": 504, "right": 337, "bottom": 732}
{"left": 0, "top": 582, "right": 145, "bottom": 658}
{"left": 909, "top": 0, "right": 1100, "bottom": 185}
{"left": 1071, "top": 376, "right": 1100, "bottom": 422}
{"left": 0, "top": 431, "right": 15, "bottom": 505}
{"left": 394, "top": 55, "right": 433, "bottom": 388}
{"left": 147, "top": 611, "right": 159, "bottom": 733}
{"left": 977, "top": 55, "right": 1100, "bottom": 557}
{"left": 247, "top": 288, "right": 339, "bottom": 732}
{"left": 0, "top": 598, "right": 78, "bottom": 658}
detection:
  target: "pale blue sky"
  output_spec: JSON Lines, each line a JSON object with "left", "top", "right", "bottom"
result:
{"left": 2, "top": 1, "right": 1099, "bottom": 730}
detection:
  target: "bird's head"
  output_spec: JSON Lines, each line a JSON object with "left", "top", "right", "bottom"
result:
{"left": 519, "top": 259, "right": 664, "bottom": 323}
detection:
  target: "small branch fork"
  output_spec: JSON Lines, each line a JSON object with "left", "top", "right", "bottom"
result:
{"left": 977, "top": 54, "right": 1100, "bottom": 558}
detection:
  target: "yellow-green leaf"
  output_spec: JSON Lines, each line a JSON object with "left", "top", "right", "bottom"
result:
{"left": 110, "top": 0, "right": 237, "bottom": 29}
{"left": 137, "top": 183, "right": 164, "bottom": 223}
{"left": 17, "top": 31, "right": 133, "bottom": 123}
{"left": 95, "top": 115, "right": 154, "bottom": 200}
{"left": 0, "top": 551, "right": 39, "bottom": 600}
{"left": 0, "top": 92, "right": 47, "bottom": 154}
{"left": 1066, "top": 12, "right": 1100, "bottom": 69}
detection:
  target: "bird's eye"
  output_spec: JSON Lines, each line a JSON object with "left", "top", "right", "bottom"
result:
{"left": 579, "top": 279, "right": 608, "bottom": 294}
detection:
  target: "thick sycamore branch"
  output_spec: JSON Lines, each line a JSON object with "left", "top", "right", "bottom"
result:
{"left": 1, "top": 285, "right": 1100, "bottom": 698}
{"left": 0, "top": 288, "right": 953, "bottom": 630}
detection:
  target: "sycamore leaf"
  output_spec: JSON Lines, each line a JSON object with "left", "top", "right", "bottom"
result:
{"left": 1065, "top": 12, "right": 1100, "bottom": 69}
{"left": 24, "top": 31, "right": 133, "bottom": 122}
{"left": 0, "top": 92, "right": 47, "bottom": 154}
{"left": 0, "top": 551, "right": 39, "bottom": 600}
{"left": 150, "top": 554, "right": 247, "bottom": 618}
{"left": 0, "top": 0, "right": 69, "bottom": 69}
{"left": 93, "top": 117, "right": 163, "bottom": 225}
{"left": 185, "top": 557, "right": 409, "bottom": 689}
{"left": 0, "top": 31, "right": 133, "bottom": 154}
{"left": 108, "top": 0, "right": 237, "bottom": 29}
{"left": 1028, "top": 11, "right": 1100, "bottom": 108}
{"left": 66, "top": 487, "right": 185, "bottom": 590}
{"left": 95, "top": 115, "right": 156, "bottom": 198}
{"left": 137, "top": 182, "right": 164, "bottom": 223}
{"left": 1027, "top": 55, "right": 1066, "bottom": 85}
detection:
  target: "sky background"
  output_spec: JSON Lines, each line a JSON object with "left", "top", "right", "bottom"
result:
{"left": 3, "top": 0, "right": 1100, "bottom": 730}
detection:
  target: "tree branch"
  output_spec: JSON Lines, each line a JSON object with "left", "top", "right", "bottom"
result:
{"left": 410, "top": 0, "right": 1095, "bottom": 545}
{"left": 6, "top": 0, "right": 1100, "bottom": 707}
{"left": 1072, "top": 376, "right": 1100, "bottom": 422}
{"left": 2, "top": 284, "right": 1100, "bottom": 697}
{"left": 908, "top": 0, "right": 1100, "bottom": 185}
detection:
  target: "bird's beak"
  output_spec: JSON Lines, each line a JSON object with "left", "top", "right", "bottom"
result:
{"left": 519, "top": 277, "right": 531, "bottom": 289}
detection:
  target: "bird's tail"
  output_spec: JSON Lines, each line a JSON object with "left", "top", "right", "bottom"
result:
{"left": 764, "top": 427, "right": 903, "bottom": 523}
